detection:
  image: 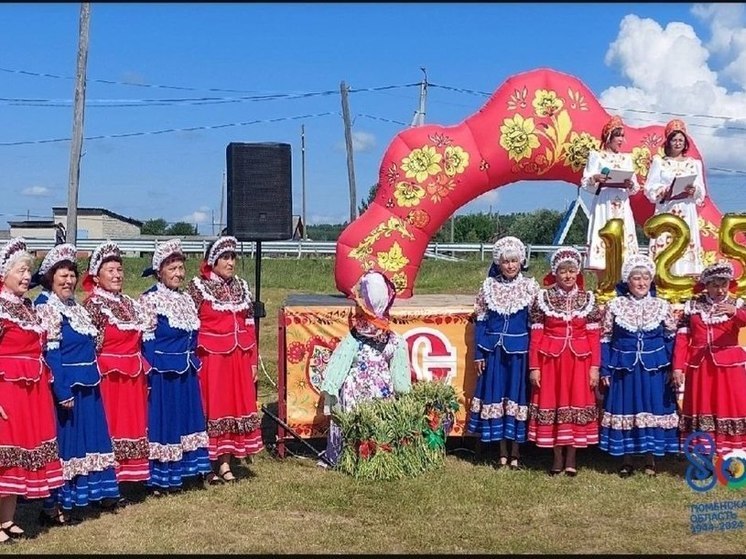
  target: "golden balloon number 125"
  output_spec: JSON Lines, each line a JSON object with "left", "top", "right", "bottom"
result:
{"left": 595, "top": 213, "right": 746, "bottom": 303}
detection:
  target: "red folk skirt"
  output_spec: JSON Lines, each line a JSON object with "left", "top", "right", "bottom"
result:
{"left": 197, "top": 348, "right": 263, "bottom": 461}
{"left": 0, "top": 376, "right": 64, "bottom": 498}
{"left": 99, "top": 372, "right": 149, "bottom": 482}
{"left": 680, "top": 356, "right": 746, "bottom": 453}
{"left": 527, "top": 350, "right": 599, "bottom": 448}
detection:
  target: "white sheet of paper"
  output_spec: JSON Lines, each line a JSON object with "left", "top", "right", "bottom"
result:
{"left": 669, "top": 174, "right": 697, "bottom": 199}
{"left": 603, "top": 168, "right": 634, "bottom": 185}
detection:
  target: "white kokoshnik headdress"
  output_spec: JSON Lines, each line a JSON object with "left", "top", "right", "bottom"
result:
{"left": 699, "top": 260, "right": 734, "bottom": 285}
{"left": 143, "top": 238, "right": 184, "bottom": 277}
{"left": 0, "top": 237, "right": 31, "bottom": 279}
{"left": 492, "top": 236, "right": 527, "bottom": 265}
{"left": 550, "top": 247, "right": 582, "bottom": 275}
{"left": 38, "top": 243, "right": 78, "bottom": 276}
{"left": 206, "top": 235, "right": 238, "bottom": 267}
{"left": 88, "top": 241, "right": 121, "bottom": 276}
{"left": 621, "top": 253, "right": 656, "bottom": 282}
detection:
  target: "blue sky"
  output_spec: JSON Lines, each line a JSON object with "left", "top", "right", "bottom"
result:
{"left": 1, "top": 3, "right": 744, "bottom": 232}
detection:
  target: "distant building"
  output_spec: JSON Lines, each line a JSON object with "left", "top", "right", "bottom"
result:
{"left": 52, "top": 207, "right": 143, "bottom": 239}
{"left": 8, "top": 220, "right": 57, "bottom": 240}
{"left": 9, "top": 207, "right": 143, "bottom": 240}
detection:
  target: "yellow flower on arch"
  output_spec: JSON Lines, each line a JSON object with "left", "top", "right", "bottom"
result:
{"left": 561, "top": 132, "right": 600, "bottom": 172}
{"left": 631, "top": 146, "right": 652, "bottom": 178}
{"left": 499, "top": 114, "right": 540, "bottom": 162}
{"left": 401, "top": 146, "right": 442, "bottom": 183}
{"left": 394, "top": 181, "right": 426, "bottom": 207}
{"left": 377, "top": 242, "right": 409, "bottom": 272}
{"left": 532, "top": 89, "right": 564, "bottom": 117}
{"left": 443, "top": 145, "right": 469, "bottom": 176}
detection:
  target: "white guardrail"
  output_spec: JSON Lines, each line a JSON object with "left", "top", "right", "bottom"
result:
{"left": 20, "top": 238, "right": 649, "bottom": 261}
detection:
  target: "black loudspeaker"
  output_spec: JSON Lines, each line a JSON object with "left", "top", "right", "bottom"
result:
{"left": 226, "top": 142, "right": 293, "bottom": 241}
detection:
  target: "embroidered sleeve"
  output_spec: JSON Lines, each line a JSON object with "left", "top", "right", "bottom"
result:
{"left": 585, "top": 295, "right": 602, "bottom": 329}
{"left": 135, "top": 294, "right": 158, "bottom": 342}
{"left": 643, "top": 155, "right": 666, "bottom": 203}
{"left": 35, "top": 303, "right": 62, "bottom": 350}
{"left": 662, "top": 301, "right": 677, "bottom": 338}
{"left": 693, "top": 159, "right": 706, "bottom": 206}
{"left": 676, "top": 301, "right": 691, "bottom": 334}
{"left": 600, "top": 304, "right": 614, "bottom": 343}
{"left": 83, "top": 297, "right": 106, "bottom": 352}
{"left": 474, "top": 285, "right": 488, "bottom": 321}
{"left": 529, "top": 294, "right": 546, "bottom": 329}
{"left": 187, "top": 278, "right": 204, "bottom": 309}
{"left": 580, "top": 150, "right": 601, "bottom": 193}
{"left": 626, "top": 153, "right": 641, "bottom": 194}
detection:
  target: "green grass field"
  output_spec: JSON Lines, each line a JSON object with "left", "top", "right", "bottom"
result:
{"left": 6, "top": 256, "right": 743, "bottom": 554}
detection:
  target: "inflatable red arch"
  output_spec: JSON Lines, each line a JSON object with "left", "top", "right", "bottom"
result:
{"left": 334, "top": 67, "right": 727, "bottom": 298}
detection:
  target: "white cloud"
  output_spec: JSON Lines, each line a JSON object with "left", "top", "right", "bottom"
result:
{"left": 335, "top": 131, "right": 377, "bottom": 153}
{"left": 182, "top": 210, "right": 210, "bottom": 224}
{"left": 599, "top": 8, "right": 746, "bottom": 171}
{"left": 21, "top": 185, "right": 51, "bottom": 197}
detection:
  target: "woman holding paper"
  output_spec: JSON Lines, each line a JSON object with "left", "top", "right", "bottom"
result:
{"left": 580, "top": 116, "right": 640, "bottom": 271}
{"left": 643, "top": 119, "right": 705, "bottom": 276}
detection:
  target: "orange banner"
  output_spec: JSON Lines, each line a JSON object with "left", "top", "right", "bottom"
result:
{"left": 280, "top": 294, "right": 476, "bottom": 438}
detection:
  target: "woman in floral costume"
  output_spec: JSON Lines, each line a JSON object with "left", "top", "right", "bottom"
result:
{"left": 673, "top": 261, "right": 746, "bottom": 453}
{"left": 598, "top": 254, "right": 679, "bottom": 477}
{"left": 0, "top": 238, "right": 63, "bottom": 542}
{"left": 320, "top": 271, "right": 412, "bottom": 467}
{"left": 188, "top": 236, "right": 263, "bottom": 483}
{"left": 580, "top": 115, "right": 640, "bottom": 272}
{"left": 140, "top": 239, "right": 210, "bottom": 492}
{"left": 34, "top": 243, "right": 120, "bottom": 524}
{"left": 82, "top": 242, "right": 152, "bottom": 488}
{"left": 643, "top": 119, "right": 706, "bottom": 276}
{"left": 527, "top": 247, "right": 602, "bottom": 476}
{"left": 468, "top": 236, "right": 539, "bottom": 469}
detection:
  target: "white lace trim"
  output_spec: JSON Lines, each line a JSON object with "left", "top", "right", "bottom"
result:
{"left": 92, "top": 287, "right": 151, "bottom": 332}
{"left": 608, "top": 295, "right": 670, "bottom": 333}
{"left": 536, "top": 288, "right": 596, "bottom": 321}
{"left": 685, "top": 297, "right": 744, "bottom": 325}
{"left": 62, "top": 452, "right": 117, "bottom": 480}
{"left": 481, "top": 274, "right": 539, "bottom": 316}
{"left": 140, "top": 283, "right": 200, "bottom": 332}
{"left": 38, "top": 292, "right": 98, "bottom": 338}
{"left": 148, "top": 431, "right": 209, "bottom": 462}
{"left": 192, "top": 276, "right": 252, "bottom": 313}
{"left": 0, "top": 290, "right": 44, "bottom": 333}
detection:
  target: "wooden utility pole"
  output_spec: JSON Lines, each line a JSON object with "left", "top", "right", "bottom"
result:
{"left": 340, "top": 81, "right": 357, "bottom": 223}
{"left": 66, "top": 2, "right": 91, "bottom": 246}
{"left": 410, "top": 67, "right": 428, "bottom": 127}
{"left": 301, "top": 124, "right": 308, "bottom": 241}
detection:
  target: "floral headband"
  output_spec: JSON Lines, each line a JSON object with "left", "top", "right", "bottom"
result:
{"left": 88, "top": 241, "right": 121, "bottom": 276}
{"left": 699, "top": 260, "right": 734, "bottom": 285}
{"left": 492, "top": 236, "right": 527, "bottom": 265}
{"left": 621, "top": 253, "right": 656, "bottom": 282}
{"left": 550, "top": 247, "right": 582, "bottom": 275}
{"left": 38, "top": 243, "right": 78, "bottom": 276}
{"left": 207, "top": 236, "right": 238, "bottom": 267}
{"left": 0, "top": 237, "right": 31, "bottom": 279}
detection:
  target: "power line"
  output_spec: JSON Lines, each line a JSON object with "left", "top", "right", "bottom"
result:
{"left": 0, "top": 83, "right": 420, "bottom": 108}
{"left": 0, "top": 112, "right": 338, "bottom": 146}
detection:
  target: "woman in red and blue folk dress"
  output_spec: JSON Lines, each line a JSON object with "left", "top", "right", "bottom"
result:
{"left": 139, "top": 239, "right": 211, "bottom": 492}
{"left": 188, "top": 236, "right": 263, "bottom": 484}
{"left": 82, "top": 242, "right": 152, "bottom": 490}
{"left": 673, "top": 261, "right": 746, "bottom": 453}
{"left": 527, "top": 247, "right": 602, "bottom": 477}
{"left": 0, "top": 238, "right": 63, "bottom": 542}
